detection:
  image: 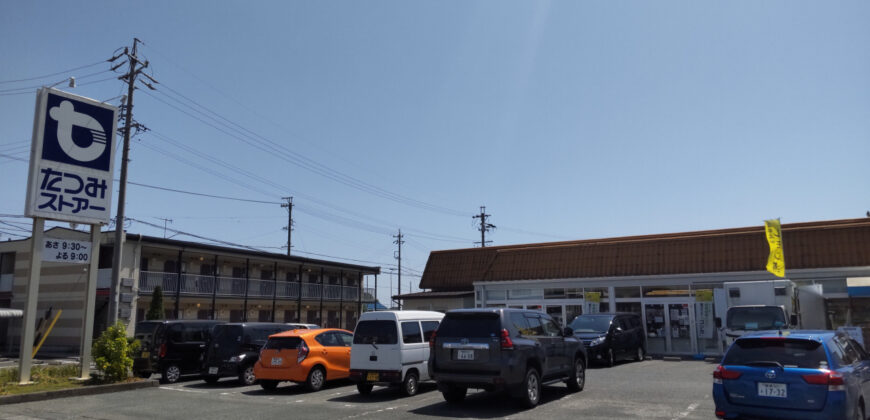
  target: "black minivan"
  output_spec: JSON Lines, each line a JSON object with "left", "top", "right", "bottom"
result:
{"left": 569, "top": 313, "right": 645, "bottom": 367}
{"left": 134, "top": 320, "right": 223, "bottom": 384}
{"left": 201, "top": 323, "right": 293, "bottom": 385}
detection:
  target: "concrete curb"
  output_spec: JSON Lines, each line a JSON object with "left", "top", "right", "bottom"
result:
{"left": 0, "top": 379, "right": 159, "bottom": 405}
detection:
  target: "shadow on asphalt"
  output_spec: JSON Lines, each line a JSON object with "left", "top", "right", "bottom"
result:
{"left": 408, "top": 385, "right": 574, "bottom": 419}
{"left": 327, "top": 383, "right": 438, "bottom": 404}
{"left": 240, "top": 379, "right": 354, "bottom": 396}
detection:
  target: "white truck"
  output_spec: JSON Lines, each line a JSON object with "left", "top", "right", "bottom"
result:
{"left": 715, "top": 280, "right": 826, "bottom": 348}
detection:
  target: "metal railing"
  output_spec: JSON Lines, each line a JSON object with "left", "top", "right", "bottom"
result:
{"left": 137, "top": 271, "right": 375, "bottom": 302}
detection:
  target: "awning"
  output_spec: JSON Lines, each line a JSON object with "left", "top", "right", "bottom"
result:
{"left": 0, "top": 308, "right": 24, "bottom": 318}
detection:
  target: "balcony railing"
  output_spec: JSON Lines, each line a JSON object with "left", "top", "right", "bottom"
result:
{"left": 137, "top": 271, "right": 375, "bottom": 302}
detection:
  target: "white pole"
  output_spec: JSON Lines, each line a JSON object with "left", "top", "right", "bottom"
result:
{"left": 79, "top": 225, "right": 100, "bottom": 379}
{"left": 18, "top": 217, "right": 44, "bottom": 384}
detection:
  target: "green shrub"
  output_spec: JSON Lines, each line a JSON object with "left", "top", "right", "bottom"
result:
{"left": 92, "top": 321, "right": 139, "bottom": 382}
{"left": 147, "top": 286, "right": 164, "bottom": 320}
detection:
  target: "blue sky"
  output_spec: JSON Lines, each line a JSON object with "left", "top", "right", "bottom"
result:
{"left": 1, "top": 1, "right": 868, "bottom": 305}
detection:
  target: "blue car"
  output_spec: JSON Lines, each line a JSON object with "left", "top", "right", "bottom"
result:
{"left": 713, "top": 330, "right": 870, "bottom": 420}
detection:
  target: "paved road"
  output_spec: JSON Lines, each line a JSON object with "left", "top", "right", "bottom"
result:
{"left": 0, "top": 359, "right": 718, "bottom": 419}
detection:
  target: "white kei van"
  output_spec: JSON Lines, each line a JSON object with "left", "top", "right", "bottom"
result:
{"left": 349, "top": 310, "right": 444, "bottom": 396}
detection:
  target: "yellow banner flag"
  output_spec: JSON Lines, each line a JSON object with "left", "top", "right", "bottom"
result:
{"left": 764, "top": 219, "right": 785, "bottom": 277}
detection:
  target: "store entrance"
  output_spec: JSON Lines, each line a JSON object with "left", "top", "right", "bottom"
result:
{"left": 643, "top": 301, "right": 697, "bottom": 355}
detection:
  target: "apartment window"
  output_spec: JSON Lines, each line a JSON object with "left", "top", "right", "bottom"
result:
{"left": 230, "top": 310, "right": 244, "bottom": 322}
{"left": 200, "top": 264, "right": 214, "bottom": 276}
{"left": 283, "top": 310, "right": 298, "bottom": 323}
{"left": 197, "top": 310, "right": 211, "bottom": 320}
{"left": 258, "top": 310, "right": 271, "bottom": 322}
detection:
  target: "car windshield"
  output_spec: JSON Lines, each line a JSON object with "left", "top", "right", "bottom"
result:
{"left": 212, "top": 325, "right": 244, "bottom": 349}
{"left": 353, "top": 320, "right": 398, "bottom": 345}
{"left": 569, "top": 315, "right": 613, "bottom": 333}
{"left": 722, "top": 338, "right": 829, "bottom": 369}
{"left": 726, "top": 307, "right": 787, "bottom": 330}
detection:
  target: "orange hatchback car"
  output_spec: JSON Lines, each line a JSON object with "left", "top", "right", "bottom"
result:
{"left": 254, "top": 328, "right": 353, "bottom": 392}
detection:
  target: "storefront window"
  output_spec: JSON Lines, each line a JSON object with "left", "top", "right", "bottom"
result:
{"left": 642, "top": 285, "right": 690, "bottom": 297}
{"left": 510, "top": 289, "right": 543, "bottom": 300}
{"left": 616, "top": 302, "right": 641, "bottom": 314}
{"left": 565, "top": 288, "right": 583, "bottom": 299}
{"left": 584, "top": 287, "right": 609, "bottom": 298}
{"left": 615, "top": 286, "right": 640, "bottom": 298}
{"left": 544, "top": 288, "right": 564, "bottom": 299}
{"left": 818, "top": 279, "right": 848, "bottom": 294}
{"left": 485, "top": 290, "right": 506, "bottom": 300}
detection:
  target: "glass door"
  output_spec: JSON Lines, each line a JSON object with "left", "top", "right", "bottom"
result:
{"left": 546, "top": 305, "right": 564, "bottom": 327}
{"left": 668, "top": 303, "right": 694, "bottom": 353}
{"left": 644, "top": 304, "right": 666, "bottom": 354}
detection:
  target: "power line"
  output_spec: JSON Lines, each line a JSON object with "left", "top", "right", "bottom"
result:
{"left": 127, "top": 181, "right": 280, "bottom": 204}
{"left": 0, "top": 60, "right": 106, "bottom": 84}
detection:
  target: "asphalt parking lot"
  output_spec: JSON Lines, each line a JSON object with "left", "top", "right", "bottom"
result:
{"left": 0, "top": 359, "right": 718, "bottom": 420}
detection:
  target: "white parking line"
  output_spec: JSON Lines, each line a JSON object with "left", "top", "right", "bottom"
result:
{"left": 340, "top": 404, "right": 408, "bottom": 420}
{"left": 159, "top": 386, "right": 208, "bottom": 394}
{"left": 672, "top": 402, "right": 699, "bottom": 419}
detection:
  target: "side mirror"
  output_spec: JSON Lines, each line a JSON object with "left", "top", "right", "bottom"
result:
{"left": 789, "top": 314, "right": 798, "bottom": 327}
{"left": 563, "top": 327, "right": 574, "bottom": 337}
{"left": 715, "top": 318, "right": 722, "bottom": 328}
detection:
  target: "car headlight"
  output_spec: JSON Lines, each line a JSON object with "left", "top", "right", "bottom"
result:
{"left": 589, "top": 337, "right": 606, "bottom": 347}
{"left": 229, "top": 354, "right": 247, "bottom": 363}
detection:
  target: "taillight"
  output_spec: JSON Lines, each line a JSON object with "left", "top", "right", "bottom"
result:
{"left": 159, "top": 343, "right": 167, "bottom": 358}
{"left": 712, "top": 365, "right": 741, "bottom": 383}
{"left": 802, "top": 370, "right": 845, "bottom": 391}
{"left": 429, "top": 330, "right": 437, "bottom": 349}
{"left": 500, "top": 329, "right": 514, "bottom": 350}
{"left": 297, "top": 341, "right": 309, "bottom": 364}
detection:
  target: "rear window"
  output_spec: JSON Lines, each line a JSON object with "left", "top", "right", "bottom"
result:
{"left": 439, "top": 313, "right": 500, "bottom": 338}
{"left": 353, "top": 320, "right": 398, "bottom": 345}
{"left": 134, "top": 322, "right": 159, "bottom": 335}
{"left": 723, "top": 338, "right": 829, "bottom": 369}
{"left": 264, "top": 336, "right": 302, "bottom": 350}
{"left": 249, "top": 326, "right": 288, "bottom": 346}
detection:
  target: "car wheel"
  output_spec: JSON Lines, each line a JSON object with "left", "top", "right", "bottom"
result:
{"left": 356, "top": 383, "right": 374, "bottom": 395}
{"left": 442, "top": 385, "right": 467, "bottom": 403}
{"left": 566, "top": 358, "right": 585, "bottom": 392}
{"left": 159, "top": 364, "right": 181, "bottom": 384}
{"left": 203, "top": 375, "right": 219, "bottom": 385}
{"left": 401, "top": 371, "right": 419, "bottom": 397}
{"left": 260, "top": 380, "right": 279, "bottom": 391}
{"left": 239, "top": 365, "right": 257, "bottom": 386}
{"left": 606, "top": 348, "right": 615, "bottom": 367}
{"left": 635, "top": 346, "right": 645, "bottom": 362}
{"left": 305, "top": 366, "right": 325, "bottom": 392}
{"left": 520, "top": 367, "right": 541, "bottom": 408}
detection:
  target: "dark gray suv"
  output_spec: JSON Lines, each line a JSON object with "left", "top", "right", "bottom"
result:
{"left": 428, "top": 308, "right": 587, "bottom": 408}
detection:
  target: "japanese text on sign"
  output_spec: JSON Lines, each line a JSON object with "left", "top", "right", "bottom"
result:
{"left": 41, "top": 239, "right": 91, "bottom": 264}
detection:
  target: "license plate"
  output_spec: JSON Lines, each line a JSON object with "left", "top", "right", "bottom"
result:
{"left": 366, "top": 372, "right": 379, "bottom": 381}
{"left": 271, "top": 357, "right": 283, "bottom": 366}
{"left": 208, "top": 367, "right": 218, "bottom": 375}
{"left": 457, "top": 349, "right": 475, "bottom": 360}
{"left": 141, "top": 351, "right": 150, "bottom": 358}
{"left": 758, "top": 382, "right": 787, "bottom": 398}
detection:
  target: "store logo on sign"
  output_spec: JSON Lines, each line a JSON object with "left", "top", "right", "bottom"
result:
{"left": 48, "top": 100, "right": 108, "bottom": 163}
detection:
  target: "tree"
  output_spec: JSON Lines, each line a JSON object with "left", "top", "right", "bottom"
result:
{"left": 146, "top": 286, "right": 164, "bottom": 320}
{"left": 92, "top": 321, "right": 138, "bottom": 382}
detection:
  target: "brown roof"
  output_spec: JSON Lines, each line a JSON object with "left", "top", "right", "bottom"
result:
{"left": 419, "top": 218, "right": 870, "bottom": 291}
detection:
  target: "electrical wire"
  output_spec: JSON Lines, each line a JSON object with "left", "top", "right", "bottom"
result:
{"left": 0, "top": 60, "right": 106, "bottom": 84}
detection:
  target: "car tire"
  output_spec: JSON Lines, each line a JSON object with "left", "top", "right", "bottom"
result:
{"left": 305, "top": 366, "right": 325, "bottom": 392}
{"left": 356, "top": 383, "right": 374, "bottom": 395}
{"left": 134, "top": 370, "right": 151, "bottom": 379}
{"left": 203, "top": 375, "right": 219, "bottom": 385}
{"left": 566, "top": 358, "right": 585, "bottom": 392}
{"left": 159, "top": 364, "right": 181, "bottom": 384}
{"left": 635, "top": 346, "right": 645, "bottom": 362}
{"left": 401, "top": 371, "right": 419, "bottom": 397}
{"left": 238, "top": 365, "right": 257, "bottom": 386}
{"left": 442, "top": 385, "right": 467, "bottom": 403}
{"left": 260, "top": 380, "right": 279, "bottom": 391}
{"left": 606, "top": 348, "right": 615, "bottom": 367}
{"left": 519, "top": 367, "right": 542, "bottom": 408}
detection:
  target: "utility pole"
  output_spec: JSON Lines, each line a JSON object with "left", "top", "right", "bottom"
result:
{"left": 108, "top": 38, "right": 157, "bottom": 325}
{"left": 472, "top": 206, "right": 496, "bottom": 247}
{"left": 393, "top": 230, "right": 404, "bottom": 310}
{"left": 281, "top": 196, "right": 293, "bottom": 256}
{"left": 157, "top": 217, "right": 173, "bottom": 238}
